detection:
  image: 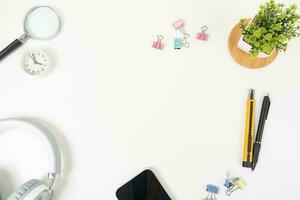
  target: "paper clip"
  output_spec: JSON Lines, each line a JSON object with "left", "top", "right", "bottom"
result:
{"left": 196, "top": 26, "right": 209, "bottom": 41}
{"left": 224, "top": 172, "right": 246, "bottom": 196}
{"left": 152, "top": 35, "right": 164, "bottom": 50}
{"left": 203, "top": 184, "right": 218, "bottom": 200}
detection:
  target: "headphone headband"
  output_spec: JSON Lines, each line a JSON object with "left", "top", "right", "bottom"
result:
{"left": 0, "top": 118, "right": 61, "bottom": 176}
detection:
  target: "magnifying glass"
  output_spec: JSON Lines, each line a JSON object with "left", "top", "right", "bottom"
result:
{"left": 0, "top": 6, "right": 61, "bottom": 61}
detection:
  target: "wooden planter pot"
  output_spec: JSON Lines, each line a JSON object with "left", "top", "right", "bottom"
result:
{"left": 228, "top": 19, "right": 278, "bottom": 69}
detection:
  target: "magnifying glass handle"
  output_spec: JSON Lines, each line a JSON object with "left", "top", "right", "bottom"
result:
{"left": 0, "top": 34, "right": 28, "bottom": 62}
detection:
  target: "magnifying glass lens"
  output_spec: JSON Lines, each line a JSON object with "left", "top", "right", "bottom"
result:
{"left": 25, "top": 7, "right": 61, "bottom": 40}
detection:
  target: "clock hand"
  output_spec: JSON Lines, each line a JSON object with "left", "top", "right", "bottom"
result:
{"left": 32, "top": 53, "right": 43, "bottom": 65}
{"left": 31, "top": 53, "right": 38, "bottom": 64}
{"left": 29, "top": 54, "right": 35, "bottom": 64}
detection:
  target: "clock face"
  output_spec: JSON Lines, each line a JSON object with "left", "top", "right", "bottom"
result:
{"left": 23, "top": 50, "right": 51, "bottom": 75}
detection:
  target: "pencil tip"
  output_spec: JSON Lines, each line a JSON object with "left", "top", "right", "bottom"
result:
{"left": 249, "top": 89, "right": 255, "bottom": 98}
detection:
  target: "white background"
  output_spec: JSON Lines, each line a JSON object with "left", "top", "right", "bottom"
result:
{"left": 0, "top": 0, "right": 300, "bottom": 199}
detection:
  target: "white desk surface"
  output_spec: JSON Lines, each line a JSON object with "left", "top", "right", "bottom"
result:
{"left": 0, "top": 0, "right": 300, "bottom": 199}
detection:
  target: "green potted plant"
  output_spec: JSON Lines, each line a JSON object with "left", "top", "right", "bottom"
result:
{"left": 238, "top": 0, "right": 300, "bottom": 57}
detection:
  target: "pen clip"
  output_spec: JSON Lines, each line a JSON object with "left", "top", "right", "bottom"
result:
{"left": 264, "top": 96, "right": 271, "bottom": 120}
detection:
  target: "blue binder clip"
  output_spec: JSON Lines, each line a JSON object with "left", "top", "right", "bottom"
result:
{"left": 174, "top": 38, "right": 183, "bottom": 49}
{"left": 173, "top": 36, "right": 190, "bottom": 50}
{"left": 224, "top": 180, "right": 233, "bottom": 189}
{"left": 203, "top": 184, "right": 218, "bottom": 200}
{"left": 206, "top": 184, "right": 219, "bottom": 194}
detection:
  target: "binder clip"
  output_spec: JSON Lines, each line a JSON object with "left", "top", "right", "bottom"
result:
{"left": 203, "top": 184, "right": 219, "bottom": 200}
{"left": 196, "top": 26, "right": 209, "bottom": 41}
{"left": 224, "top": 172, "right": 246, "bottom": 196}
{"left": 224, "top": 172, "right": 234, "bottom": 189}
{"left": 152, "top": 35, "right": 164, "bottom": 50}
{"left": 173, "top": 19, "right": 190, "bottom": 37}
{"left": 174, "top": 36, "right": 189, "bottom": 49}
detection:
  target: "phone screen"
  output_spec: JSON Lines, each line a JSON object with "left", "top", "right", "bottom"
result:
{"left": 116, "top": 169, "right": 171, "bottom": 200}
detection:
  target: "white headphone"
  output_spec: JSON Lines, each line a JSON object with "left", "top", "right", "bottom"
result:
{"left": 0, "top": 118, "right": 61, "bottom": 200}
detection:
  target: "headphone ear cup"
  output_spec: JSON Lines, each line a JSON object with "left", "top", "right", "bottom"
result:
{"left": 6, "top": 179, "right": 51, "bottom": 200}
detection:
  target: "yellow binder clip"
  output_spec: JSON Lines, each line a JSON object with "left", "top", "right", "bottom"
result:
{"left": 234, "top": 178, "right": 246, "bottom": 189}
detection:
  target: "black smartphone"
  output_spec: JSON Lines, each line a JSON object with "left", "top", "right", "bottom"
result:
{"left": 116, "top": 169, "right": 172, "bottom": 200}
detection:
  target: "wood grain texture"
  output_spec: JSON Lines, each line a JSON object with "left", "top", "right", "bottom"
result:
{"left": 228, "top": 19, "right": 278, "bottom": 69}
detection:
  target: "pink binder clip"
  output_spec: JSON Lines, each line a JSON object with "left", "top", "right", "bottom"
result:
{"left": 197, "top": 26, "right": 209, "bottom": 41}
{"left": 173, "top": 19, "right": 185, "bottom": 30}
{"left": 173, "top": 19, "right": 189, "bottom": 37}
{"left": 152, "top": 35, "right": 164, "bottom": 50}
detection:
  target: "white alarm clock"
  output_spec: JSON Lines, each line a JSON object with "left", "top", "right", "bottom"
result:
{"left": 22, "top": 50, "right": 51, "bottom": 75}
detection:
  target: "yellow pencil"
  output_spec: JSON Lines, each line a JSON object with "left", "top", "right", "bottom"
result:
{"left": 242, "top": 89, "right": 255, "bottom": 168}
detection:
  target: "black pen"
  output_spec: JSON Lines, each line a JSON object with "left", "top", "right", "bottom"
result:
{"left": 251, "top": 94, "right": 271, "bottom": 171}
